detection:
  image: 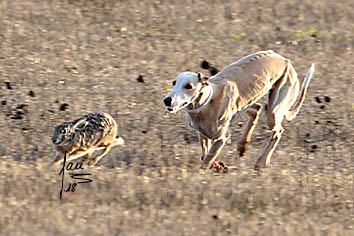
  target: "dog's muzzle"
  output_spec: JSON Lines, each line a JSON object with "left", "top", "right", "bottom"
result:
{"left": 163, "top": 97, "right": 174, "bottom": 113}
{"left": 164, "top": 97, "right": 190, "bottom": 113}
{"left": 163, "top": 97, "right": 172, "bottom": 107}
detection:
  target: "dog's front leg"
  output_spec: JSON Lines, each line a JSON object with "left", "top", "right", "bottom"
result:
{"left": 201, "top": 134, "right": 229, "bottom": 169}
{"left": 199, "top": 133, "right": 211, "bottom": 160}
{"left": 200, "top": 83, "right": 235, "bottom": 169}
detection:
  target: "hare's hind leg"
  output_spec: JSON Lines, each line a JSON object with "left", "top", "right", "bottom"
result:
{"left": 238, "top": 103, "right": 262, "bottom": 156}
{"left": 53, "top": 150, "right": 90, "bottom": 165}
{"left": 88, "top": 146, "right": 112, "bottom": 166}
{"left": 82, "top": 149, "right": 96, "bottom": 163}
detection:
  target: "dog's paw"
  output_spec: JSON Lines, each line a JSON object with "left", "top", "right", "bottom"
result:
{"left": 210, "top": 161, "right": 228, "bottom": 173}
{"left": 254, "top": 162, "right": 270, "bottom": 171}
{"left": 238, "top": 146, "right": 246, "bottom": 156}
{"left": 238, "top": 142, "right": 249, "bottom": 156}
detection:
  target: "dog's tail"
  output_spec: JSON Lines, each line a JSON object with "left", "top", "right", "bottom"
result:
{"left": 286, "top": 63, "right": 315, "bottom": 121}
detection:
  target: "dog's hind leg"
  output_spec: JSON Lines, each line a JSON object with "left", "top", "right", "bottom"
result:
{"left": 255, "top": 124, "right": 284, "bottom": 170}
{"left": 238, "top": 103, "right": 262, "bottom": 156}
{"left": 255, "top": 68, "right": 300, "bottom": 169}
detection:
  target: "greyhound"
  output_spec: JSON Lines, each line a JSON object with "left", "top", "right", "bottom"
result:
{"left": 163, "top": 50, "right": 314, "bottom": 170}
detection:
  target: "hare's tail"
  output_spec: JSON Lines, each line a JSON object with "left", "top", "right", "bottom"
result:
{"left": 114, "top": 136, "right": 125, "bottom": 146}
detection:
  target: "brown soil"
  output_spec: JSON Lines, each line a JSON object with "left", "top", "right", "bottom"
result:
{"left": 0, "top": 0, "right": 353, "bottom": 235}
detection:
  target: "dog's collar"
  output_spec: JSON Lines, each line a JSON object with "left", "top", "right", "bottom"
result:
{"left": 185, "top": 84, "right": 213, "bottom": 113}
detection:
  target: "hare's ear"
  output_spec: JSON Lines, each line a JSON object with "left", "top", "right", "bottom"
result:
{"left": 197, "top": 72, "right": 210, "bottom": 85}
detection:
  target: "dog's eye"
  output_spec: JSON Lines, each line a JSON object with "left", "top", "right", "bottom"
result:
{"left": 172, "top": 80, "right": 176, "bottom": 86}
{"left": 184, "top": 83, "right": 193, "bottom": 90}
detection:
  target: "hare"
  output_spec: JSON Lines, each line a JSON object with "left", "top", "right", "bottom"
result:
{"left": 52, "top": 112, "right": 124, "bottom": 166}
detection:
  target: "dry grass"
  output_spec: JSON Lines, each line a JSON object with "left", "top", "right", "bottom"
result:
{"left": 0, "top": 0, "right": 353, "bottom": 235}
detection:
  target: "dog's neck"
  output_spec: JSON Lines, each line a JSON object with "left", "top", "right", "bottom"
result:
{"left": 185, "top": 84, "right": 213, "bottom": 113}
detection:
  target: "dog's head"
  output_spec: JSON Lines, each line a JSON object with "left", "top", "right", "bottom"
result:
{"left": 163, "top": 72, "right": 209, "bottom": 113}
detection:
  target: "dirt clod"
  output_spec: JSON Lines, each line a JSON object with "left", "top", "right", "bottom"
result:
{"left": 59, "top": 103, "right": 69, "bottom": 111}
{"left": 137, "top": 75, "right": 144, "bottom": 83}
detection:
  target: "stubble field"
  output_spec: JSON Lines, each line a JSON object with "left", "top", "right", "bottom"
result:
{"left": 0, "top": 0, "right": 353, "bottom": 235}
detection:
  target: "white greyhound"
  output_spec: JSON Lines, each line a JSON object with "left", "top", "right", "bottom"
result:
{"left": 163, "top": 50, "right": 314, "bottom": 170}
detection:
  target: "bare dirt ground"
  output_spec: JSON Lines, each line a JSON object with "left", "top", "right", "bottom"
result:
{"left": 0, "top": 0, "right": 353, "bottom": 235}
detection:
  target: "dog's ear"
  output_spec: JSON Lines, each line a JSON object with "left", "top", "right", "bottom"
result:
{"left": 197, "top": 72, "right": 210, "bottom": 85}
{"left": 200, "top": 60, "right": 219, "bottom": 76}
{"left": 200, "top": 60, "right": 211, "bottom": 70}
{"left": 210, "top": 67, "right": 219, "bottom": 76}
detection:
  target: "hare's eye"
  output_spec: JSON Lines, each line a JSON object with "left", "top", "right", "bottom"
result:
{"left": 184, "top": 83, "right": 192, "bottom": 90}
{"left": 172, "top": 80, "right": 176, "bottom": 86}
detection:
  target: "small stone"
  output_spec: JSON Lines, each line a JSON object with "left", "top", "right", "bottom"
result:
{"left": 28, "top": 90, "right": 35, "bottom": 97}
{"left": 136, "top": 75, "right": 144, "bottom": 83}
{"left": 290, "top": 40, "right": 298, "bottom": 45}
{"left": 11, "top": 111, "right": 25, "bottom": 120}
{"left": 16, "top": 104, "right": 28, "bottom": 109}
{"left": 315, "top": 96, "right": 322, "bottom": 103}
{"left": 310, "top": 144, "right": 318, "bottom": 153}
{"left": 5, "top": 82, "right": 12, "bottom": 90}
{"left": 59, "top": 103, "right": 69, "bottom": 111}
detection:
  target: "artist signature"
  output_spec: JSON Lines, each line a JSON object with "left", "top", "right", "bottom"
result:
{"left": 59, "top": 154, "right": 93, "bottom": 200}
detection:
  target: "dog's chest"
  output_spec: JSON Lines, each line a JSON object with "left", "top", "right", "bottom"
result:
{"left": 187, "top": 113, "right": 218, "bottom": 139}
